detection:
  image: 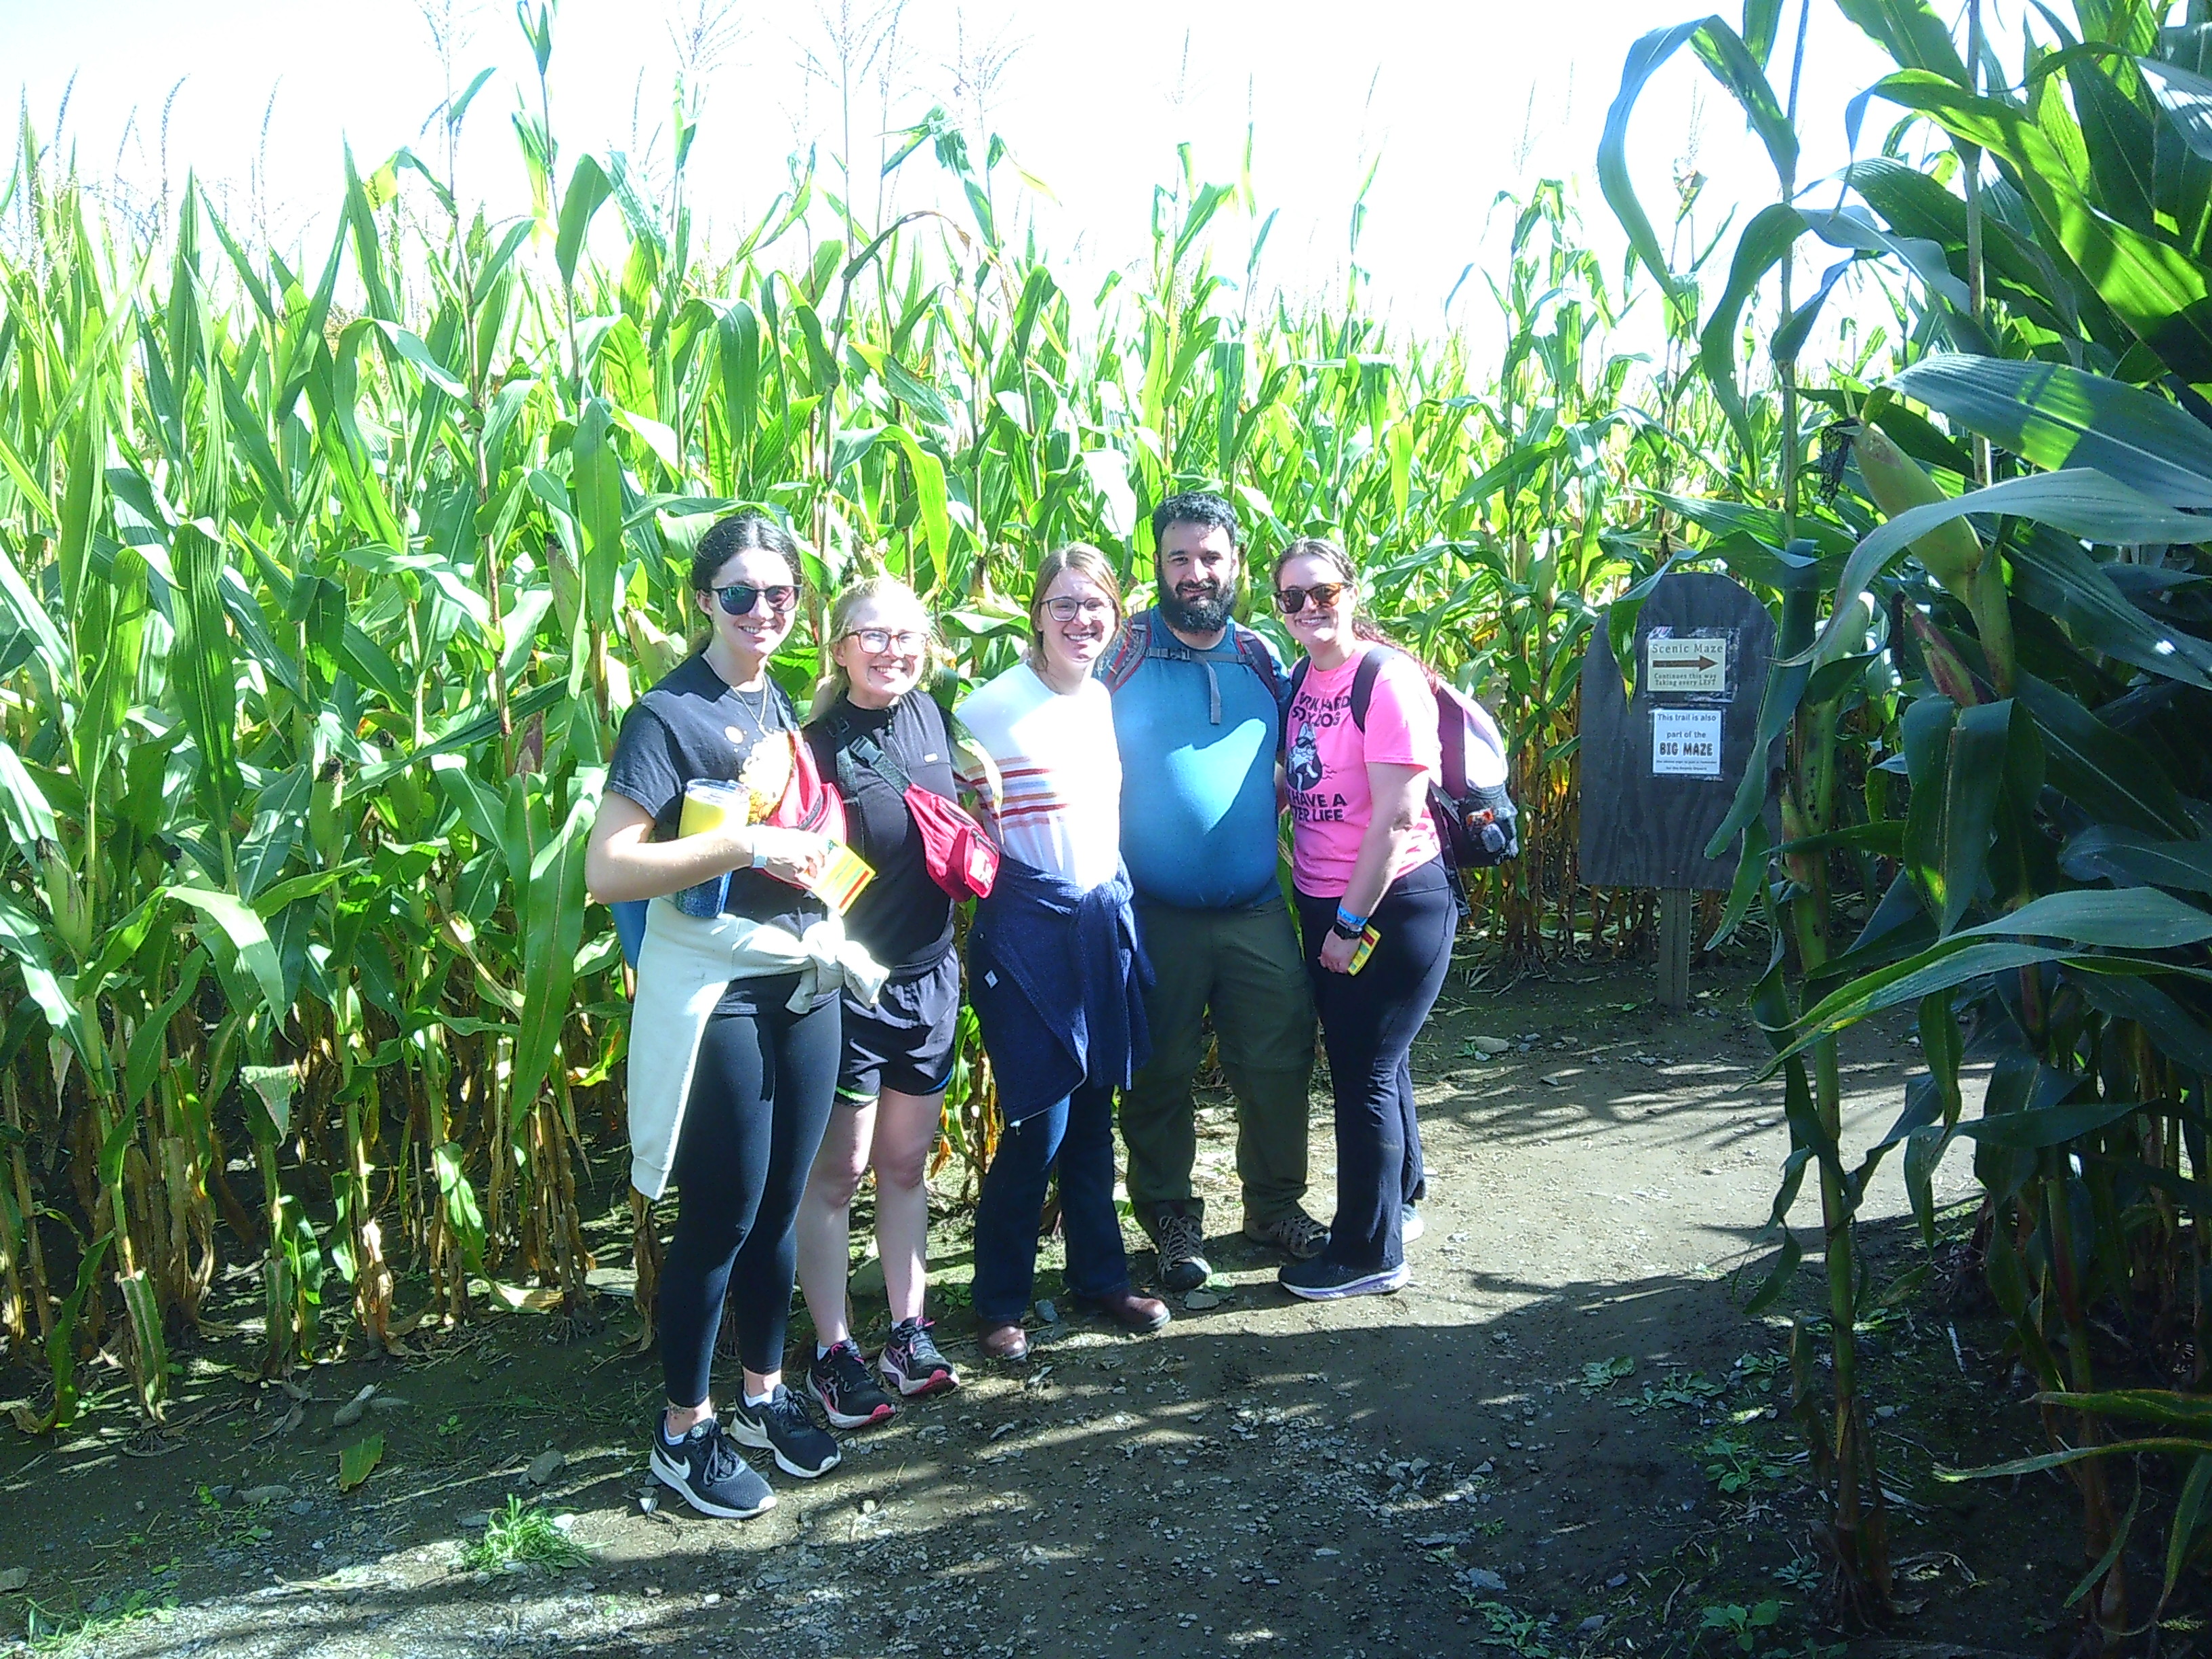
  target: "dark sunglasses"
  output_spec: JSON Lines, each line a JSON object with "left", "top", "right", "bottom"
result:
{"left": 1274, "top": 581, "right": 1349, "bottom": 615}
{"left": 710, "top": 582, "right": 798, "bottom": 617}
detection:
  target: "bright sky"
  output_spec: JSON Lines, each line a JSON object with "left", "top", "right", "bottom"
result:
{"left": 5, "top": 0, "right": 1954, "bottom": 348}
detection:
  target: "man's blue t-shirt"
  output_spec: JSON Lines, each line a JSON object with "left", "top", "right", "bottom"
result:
{"left": 1103, "top": 610, "right": 1287, "bottom": 909}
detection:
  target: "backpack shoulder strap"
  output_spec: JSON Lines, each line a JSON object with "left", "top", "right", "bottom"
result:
{"left": 913, "top": 687, "right": 955, "bottom": 753}
{"left": 1230, "top": 622, "right": 1289, "bottom": 708}
{"left": 823, "top": 712, "right": 863, "bottom": 798}
{"left": 1349, "top": 647, "right": 1390, "bottom": 730}
{"left": 1279, "top": 656, "right": 1311, "bottom": 758}
{"left": 1098, "top": 610, "right": 1155, "bottom": 693}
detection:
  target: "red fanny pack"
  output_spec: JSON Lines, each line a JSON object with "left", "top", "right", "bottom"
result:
{"left": 830, "top": 720, "right": 998, "bottom": 900}
{"left": 905, "top": 785, "right": 1000, "bottom": 899}
{"left": 763, "top": 731, "right": 849, "bottom": 842}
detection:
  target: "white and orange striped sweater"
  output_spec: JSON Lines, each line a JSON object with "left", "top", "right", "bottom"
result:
{"left": 954, "top": 659, "right": 1122, "bottom": 890}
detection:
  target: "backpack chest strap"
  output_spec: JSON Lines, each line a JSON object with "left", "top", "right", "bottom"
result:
{"left": 1105, "top": 610, "right": 1282, "bottom": 726}
{"left": 829, "top": 718, "right": 913, "bottom": 800}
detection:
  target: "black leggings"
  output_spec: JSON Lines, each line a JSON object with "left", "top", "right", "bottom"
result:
{"left": 659, "top": 986, "right": 842, "bottom": 1406}
{"left": 1295, "top": 859, "right": 1455, "bottom": 1272}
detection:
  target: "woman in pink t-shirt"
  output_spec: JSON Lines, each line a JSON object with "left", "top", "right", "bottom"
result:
{"left": 1273, "top": 536, "right": 1455, "bottom": 1300}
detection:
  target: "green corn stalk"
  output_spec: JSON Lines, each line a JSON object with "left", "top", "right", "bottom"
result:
{"left": 0, "top": 5, "right": 1777, "bottom": 1440}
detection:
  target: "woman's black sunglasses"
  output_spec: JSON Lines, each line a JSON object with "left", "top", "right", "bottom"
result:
{"left": 1274, "top": 581, "right": 1348, "bottom": 615}
{"left": 710, "top": 583, "right": 798, "bottom": 617}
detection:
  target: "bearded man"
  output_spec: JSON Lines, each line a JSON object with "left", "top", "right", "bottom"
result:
{"left": 1095, "top": 491, "right": 1326, "bottom": 1290}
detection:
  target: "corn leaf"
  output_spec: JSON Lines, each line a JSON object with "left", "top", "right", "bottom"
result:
{"left": 337, "top": 1434, "right": 386, "bottom": 1492}
{"left": 1803, "top": 468, "right": 2211, "bottom": 668}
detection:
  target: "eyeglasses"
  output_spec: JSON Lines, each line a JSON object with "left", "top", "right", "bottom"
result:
{"left": 844, "top": 627, "right": 928, "bottom": 654}
{"left": 711, "top": 582, "right": 798, "bottom": 617}
{"left": 1042, "top": 596, "right": 1115, "bottom": 623}
{"left": 1274, "top": 581, "right": 1349, "bottom": 615}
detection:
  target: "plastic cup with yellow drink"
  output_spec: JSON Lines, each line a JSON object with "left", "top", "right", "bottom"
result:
{"left": 670, "top": 779, "right": 746, "bottom": 917}
{"left": 672, "top": 775, "right": 874, "bottom": 918}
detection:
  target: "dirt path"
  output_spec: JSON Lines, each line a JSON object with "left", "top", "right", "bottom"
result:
{"left": 2, "top": 960, "right": 2020, "bottom": 1659}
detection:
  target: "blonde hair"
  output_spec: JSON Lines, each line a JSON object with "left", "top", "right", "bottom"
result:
{"left": 1027, "top": 544, "right": 1125, "bottom": 644}
{"left": 813, "top": 575, "right": 935, "bottom": 712}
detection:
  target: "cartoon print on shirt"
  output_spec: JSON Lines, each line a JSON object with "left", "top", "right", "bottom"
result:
{"left": 1286, "top": 687, "right": 1355, "bottom": 824}
{"left": 1286, "top": 718, "right": 1324, "bottom": 793}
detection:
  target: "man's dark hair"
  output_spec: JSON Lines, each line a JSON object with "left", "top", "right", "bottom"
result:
{"left": 1150, "top": 490, "right": 1241, "bottom": 554}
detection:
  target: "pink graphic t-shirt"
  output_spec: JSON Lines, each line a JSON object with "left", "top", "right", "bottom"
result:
{"left": 1284, "top": 646, "right": 1443, "bottom": 895}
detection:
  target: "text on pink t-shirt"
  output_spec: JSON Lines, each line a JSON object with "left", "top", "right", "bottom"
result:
{"left": 1284, "top": 646, "right": 1443, "bottom": 895}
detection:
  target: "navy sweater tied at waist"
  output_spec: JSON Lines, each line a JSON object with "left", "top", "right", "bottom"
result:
{"left": 966, "top": 857, "right": 1153, "bottom": 1122}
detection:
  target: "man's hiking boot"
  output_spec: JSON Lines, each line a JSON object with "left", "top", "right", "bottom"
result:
{"left": 1244, "top": 1208, "right": 1330, "bottom": 1261}
{"left": 1147, "top": 1204, "right": 1211, "bottom": 1292}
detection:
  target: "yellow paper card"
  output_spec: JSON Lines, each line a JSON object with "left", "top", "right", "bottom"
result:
{"left": 807, "top": 844, "right": 875, "bottom": 916}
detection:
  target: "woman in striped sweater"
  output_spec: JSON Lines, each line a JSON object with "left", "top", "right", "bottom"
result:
{"left": 955, "top": 546, "right": 1170, "bottom": 1360}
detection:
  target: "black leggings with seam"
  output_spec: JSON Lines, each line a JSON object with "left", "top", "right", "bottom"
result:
{"left": 658, "top": 983, "right": 842, "bottom": 1406}
{"left": 1294, "top": 858, "right": 1455, "bottom": 1273}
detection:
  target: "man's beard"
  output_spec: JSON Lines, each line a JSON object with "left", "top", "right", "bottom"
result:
{"left": 1158, "top": 580, "right": 1231, "bottom": 634}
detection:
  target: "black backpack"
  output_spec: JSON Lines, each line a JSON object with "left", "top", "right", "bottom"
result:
{"left": 1285, "top": 647, "right": 1519, "bottom": 872}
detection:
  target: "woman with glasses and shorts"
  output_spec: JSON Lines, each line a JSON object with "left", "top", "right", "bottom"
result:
{"left": 1270, "top": 537, "right": 1451, "bottom": 1302}
{"left": 588, "top": 511, "right": 859, "bottom": 1520}
{"left": 794, "top": 576, "right": 966, "bottom": 1428}
{"left": 956, "top": 547, "right": 1170, "bottom": 1360}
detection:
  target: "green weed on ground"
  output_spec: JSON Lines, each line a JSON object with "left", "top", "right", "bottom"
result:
{"left": 459, "top": 1498, "right": 590, "bottom": 1574}
{"left": 18, "top": 1588, "right": 178, "bottom": 1656}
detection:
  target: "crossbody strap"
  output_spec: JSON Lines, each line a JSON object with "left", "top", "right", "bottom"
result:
{"left": 827, "top": 713, "right": 915, "bottom": 797}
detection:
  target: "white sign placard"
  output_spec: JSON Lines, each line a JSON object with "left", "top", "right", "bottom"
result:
{"left": 1646, "top": 634, "right": 1729, "bottom": 696}
{"left": 1652, "top": 708, "right": 1724, "bottom": 778}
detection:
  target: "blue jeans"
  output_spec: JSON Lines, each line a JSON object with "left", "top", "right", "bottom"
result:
{"left": 970, "top": 1081, "right": 1132, "bottom": 1324}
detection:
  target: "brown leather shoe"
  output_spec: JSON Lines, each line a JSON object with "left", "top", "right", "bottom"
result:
{"left": 1079, "top": 1289, "right": 1171, "bottom": 1334}
{"left": 978, "top": 1320, "right": 1029, "bottom": 1361}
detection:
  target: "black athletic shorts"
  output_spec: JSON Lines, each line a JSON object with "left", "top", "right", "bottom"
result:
{"left": 836, "top": 947, "right": 960, "bottom": 1103}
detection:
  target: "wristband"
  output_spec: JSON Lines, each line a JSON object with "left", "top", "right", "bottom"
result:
{"left": 751, "top": 837, "right": 770, "bottom": 869}
{"left": 1334, "top": 906, "right": 1368, "bottom": 933}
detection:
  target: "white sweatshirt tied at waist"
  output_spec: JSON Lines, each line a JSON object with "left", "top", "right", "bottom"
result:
{"left": 626, "top": 898, "right": 888, "bottom": 1200}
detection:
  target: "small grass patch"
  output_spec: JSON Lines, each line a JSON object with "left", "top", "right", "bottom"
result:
{"left": 1578, "top": 1355, "right": 1635, "bottom": 1393}
{"left": 1696, "top": 1431, "right": 1795, "bottom": 1496}
{"left": 22, "top": 1588, "right": 177, "bottom": 1655}
{"left": 1466, "top": 1599, "right": 1553, "bottom": 1656}
{"left": 459, "top": 1497, "right": 591, "bottom": 1574}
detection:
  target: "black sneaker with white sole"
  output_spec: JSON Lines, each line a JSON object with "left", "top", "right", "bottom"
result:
{"left": 808, "top": 1340, "right": 897, "bottom": 1429}
{"left": 1278, "top": 1257, "right": 1412, "bottom": 1301}
{"left": 729, "top": 1384, "right": 841, "bottom": 1479}
{"left": 649, "top": 1414, "right": 775, "bottom": 1519}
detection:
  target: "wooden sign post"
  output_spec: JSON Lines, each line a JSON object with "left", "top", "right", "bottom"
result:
{"left": 1578, "top": 572, "right": 1776, "bottom": 1011}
